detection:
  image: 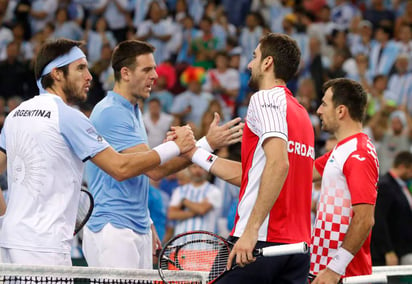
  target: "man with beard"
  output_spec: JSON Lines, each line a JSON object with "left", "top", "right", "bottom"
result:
{"left": 0, "top": 38, "right": 196, "bottom": 265}
{"left": 310, "top": 78, "right": 379, "bottom": 283}
{"left": 82, "top": 40, "right": 244, "bottom": 269}
{"left": 183, "top": 33, "right": 315, "bottom": 283}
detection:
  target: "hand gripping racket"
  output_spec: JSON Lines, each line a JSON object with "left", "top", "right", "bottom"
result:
{"left": 74, "top": 186, "right": 94, "bottom": 236}
{"left": 158, "top": 230, "right": 308, "bottom": 284}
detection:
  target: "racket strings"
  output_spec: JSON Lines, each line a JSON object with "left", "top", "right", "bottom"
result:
{"left": 159, "top": 233, "right": 230, "bottom": 282}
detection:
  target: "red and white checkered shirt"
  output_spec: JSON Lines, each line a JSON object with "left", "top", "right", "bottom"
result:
{"left": 310, "top": 133, "right": 379, "bottom": 277}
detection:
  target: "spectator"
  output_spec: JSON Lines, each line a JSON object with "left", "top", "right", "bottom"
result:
{"left": 0, "top": 10, "right": 13, "bottom": 58}
{"left": 52, "top": 8, "right": 83, "bottom": 41}
{"left": 168, "top": 163, "right": 222, "bottom": 236}
{"left": 190, "top": 16, "right": 218, "bottom": 70}
{"left": 203, "top": 51, "right": 240, "bottom": 122}
{"left": 28, "top": 0, "right": 58, "bottom": 35}
{"left": 151, "top": 62, "right": 176, "bottom": 112}
{"left": 369, "top": 23, "right": 400, "bottom": 77}
{"left": 136, "top": 1, "right": 173, "bottom": 65}
{"left": 386, "top": 54, "right": 412, "bottom": 114}
{"left": 397, "top": 23, "right": 412, "bottom": 71}
{"left": 132, "top": 0, "right": 154, "bottom": 28}
{"left": 366, "top": 74, "right": 391, "bottom": 119}
{"left": 378, "top": 110, "right": 412, "bottom": 175}
{"left": 345, "top": 53, "right": 373, "bottom": 91}
{"left": 349, "top": 20, "right": 375, "bottom": 57}
{"left": 364, "top": 0, "right": 395, "bottom": 30}
{"left": 170, "top": 66, "right": 213, "bottom": 129}
{"left": 83, "top": 17, "right": 117, "bottom": 65}
{"left": 4, "top": 21, "right": 34, "bottom": 62}
{"left": 87, "top": 43, "right": 113, "bottom": 107}
{"left": 239, "top": 12, "right": 263, "bottom": 71}
{"left": 371, "top": 151, "right": 412, "bottom": 266}
{"left": 176, "top": 15, "right": 200, "bottom": 65}
{"left": 0, "top": 41, "right": 30, "bottom": 100}
{"left": 143, "top": 98, "right": 174, "bottom": 148}
{"left": 394, "top": 0, "right": 412, "bottom": 39}
{"left": 91, "top": 0, "right": 132, "bottom": 43}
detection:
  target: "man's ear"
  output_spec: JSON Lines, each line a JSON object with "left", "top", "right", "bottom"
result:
{"left": 336, "top": 105, "right": 347, "bottom": 120}
{"left": 120, "top": 66, "right": 130, "bottom": 81}
{"left": 263, "top": 56, "right": 273, "bottom": 70}
{"left": 50, "top": 68, "right": 63, "bottom": 81}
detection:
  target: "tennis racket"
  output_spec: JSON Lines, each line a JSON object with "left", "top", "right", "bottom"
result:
{"left": 158, "top": 230, "right": 308, "bottom": 284}
{"left": 74, "top": 186, "right": 94, "bottom": 236}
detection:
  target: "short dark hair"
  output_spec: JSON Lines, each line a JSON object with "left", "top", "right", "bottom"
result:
{"left": 34, "top": 39, "right": 84, "bottom": 90}
{"left": 393, "top": 151, "right": 412, "bottom": 168}
{"left": 111, "top": 40, "right": 155, "bottom": 82}
{"left": 322, "top": 78, "right": 367, "bottom": 122}
{"left": 259, "top": 33, "right": 301, "bottom": 82}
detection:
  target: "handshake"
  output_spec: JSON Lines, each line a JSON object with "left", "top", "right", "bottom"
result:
{"left": 160, "top": 112, "right": 244, "bottom": 161}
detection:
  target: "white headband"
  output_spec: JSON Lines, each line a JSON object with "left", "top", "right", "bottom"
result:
{"left": 36, "top": 46, "right": 86, "bottom": 93}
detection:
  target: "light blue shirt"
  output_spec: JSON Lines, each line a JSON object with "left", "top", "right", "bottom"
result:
{"left": 86, "top": 91, "right": 151, "bottom": 234}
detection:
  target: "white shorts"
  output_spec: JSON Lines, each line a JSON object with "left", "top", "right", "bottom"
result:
{"left": 83, "top": 223, "right": 152, "bottom": 269}
{"left": 0, "top": 247, "right": 71, "bottom": 265}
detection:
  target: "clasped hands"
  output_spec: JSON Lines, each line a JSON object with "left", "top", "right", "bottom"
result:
{"left": 167, "top": 112, "right": 244, "bottom": 159}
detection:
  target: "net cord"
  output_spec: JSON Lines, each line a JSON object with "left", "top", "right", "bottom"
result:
{"left": 0, "top": 264, "right": 208, "bottom": 283}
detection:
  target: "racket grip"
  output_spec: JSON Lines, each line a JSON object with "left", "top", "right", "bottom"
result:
{"left": 260, "top": 242, "right": 308, "bottom": 257}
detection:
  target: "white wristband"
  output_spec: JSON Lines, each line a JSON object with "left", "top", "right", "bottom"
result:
{"left": 327, "top": 247, "right": 354, "bottom": 276}
{"left": 195, "top": 136, "right": 214, "bottom": 152}
{"left": 153, "top": 141, "right": 180, "bottom": 165}
{"left": 191, "top": 148, "right": 218, "bottom": 172}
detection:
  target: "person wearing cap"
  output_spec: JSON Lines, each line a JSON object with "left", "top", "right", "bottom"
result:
{"left": 0, "top": 38, "right": 196, "bottom": 265}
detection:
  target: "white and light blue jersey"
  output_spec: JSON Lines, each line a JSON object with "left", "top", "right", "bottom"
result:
{"left": 85, "top": 91, "right": 151, "bottom": 235}
{"left": 170, "top": 182, "right": 222, "bottom": 236}
{"left": 0, "top": 93, "right": 109, "bottom": 254}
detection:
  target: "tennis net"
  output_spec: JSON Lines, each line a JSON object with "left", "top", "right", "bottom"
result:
{"left": 0, "top": 263, "right": 208, "bottom": 284}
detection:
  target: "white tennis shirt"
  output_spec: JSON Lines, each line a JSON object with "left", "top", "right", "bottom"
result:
{"left": 0, "top": 93, "right": 109, "bottom": 254}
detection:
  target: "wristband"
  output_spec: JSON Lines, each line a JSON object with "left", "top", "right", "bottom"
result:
{"left": 153, "top": 141, "right": 180, "bottom": 165}
{"left": 327, "top": 247, "right": 354, "bottom": 276}
{"left": 196, "top": 136, "right": 214, "bottom": 152}
{"left": 191, "top": 148, "right": 218, "bottom": 172}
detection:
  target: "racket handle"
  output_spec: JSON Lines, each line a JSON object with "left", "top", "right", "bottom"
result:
{"left": 259, "top": 242, "right": 308, "bottom": 257}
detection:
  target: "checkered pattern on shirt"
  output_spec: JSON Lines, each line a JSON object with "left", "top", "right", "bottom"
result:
{"left": 310, "top": 179, "right": 353, "bottom": 274}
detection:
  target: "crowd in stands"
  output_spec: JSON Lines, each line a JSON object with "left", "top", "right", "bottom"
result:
{"left": 0, "top": 0, "right": 411, "bottom": 266}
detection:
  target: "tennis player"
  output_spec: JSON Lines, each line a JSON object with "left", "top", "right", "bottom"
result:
{"left": 82, "top": 40, "right": 243, "bottom": 269}
{"left": 184, "top": 33, "right": 315, "bottom": 283}
{"left": 0, "top": 38, "right": 195, "bottom": 265}
{"left": 310, "top": 78, "right": 379, "bottom": 283}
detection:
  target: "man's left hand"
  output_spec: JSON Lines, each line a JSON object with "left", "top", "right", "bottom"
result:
{"left": 311, "top": 268, "right": 341, "bottom": 284}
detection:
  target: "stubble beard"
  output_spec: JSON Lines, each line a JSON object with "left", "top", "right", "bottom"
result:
{"left": 248, "top": 73, "right": 260, "bottom": 92}
{"left": 63, "top": 80, "right": 86, "bottom": 105}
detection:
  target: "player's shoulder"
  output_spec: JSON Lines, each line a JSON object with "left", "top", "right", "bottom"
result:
{"left": 250, "top": 87, "right": 288, "bottom": 109}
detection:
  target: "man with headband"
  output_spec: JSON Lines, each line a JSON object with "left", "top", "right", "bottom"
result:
{"left": 0, "top": 38, "right": 195, "bottom": 265}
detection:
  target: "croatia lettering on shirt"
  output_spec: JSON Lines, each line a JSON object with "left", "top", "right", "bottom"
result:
{"left": 232, "top": 86, "right": 314, "bottom": 244}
